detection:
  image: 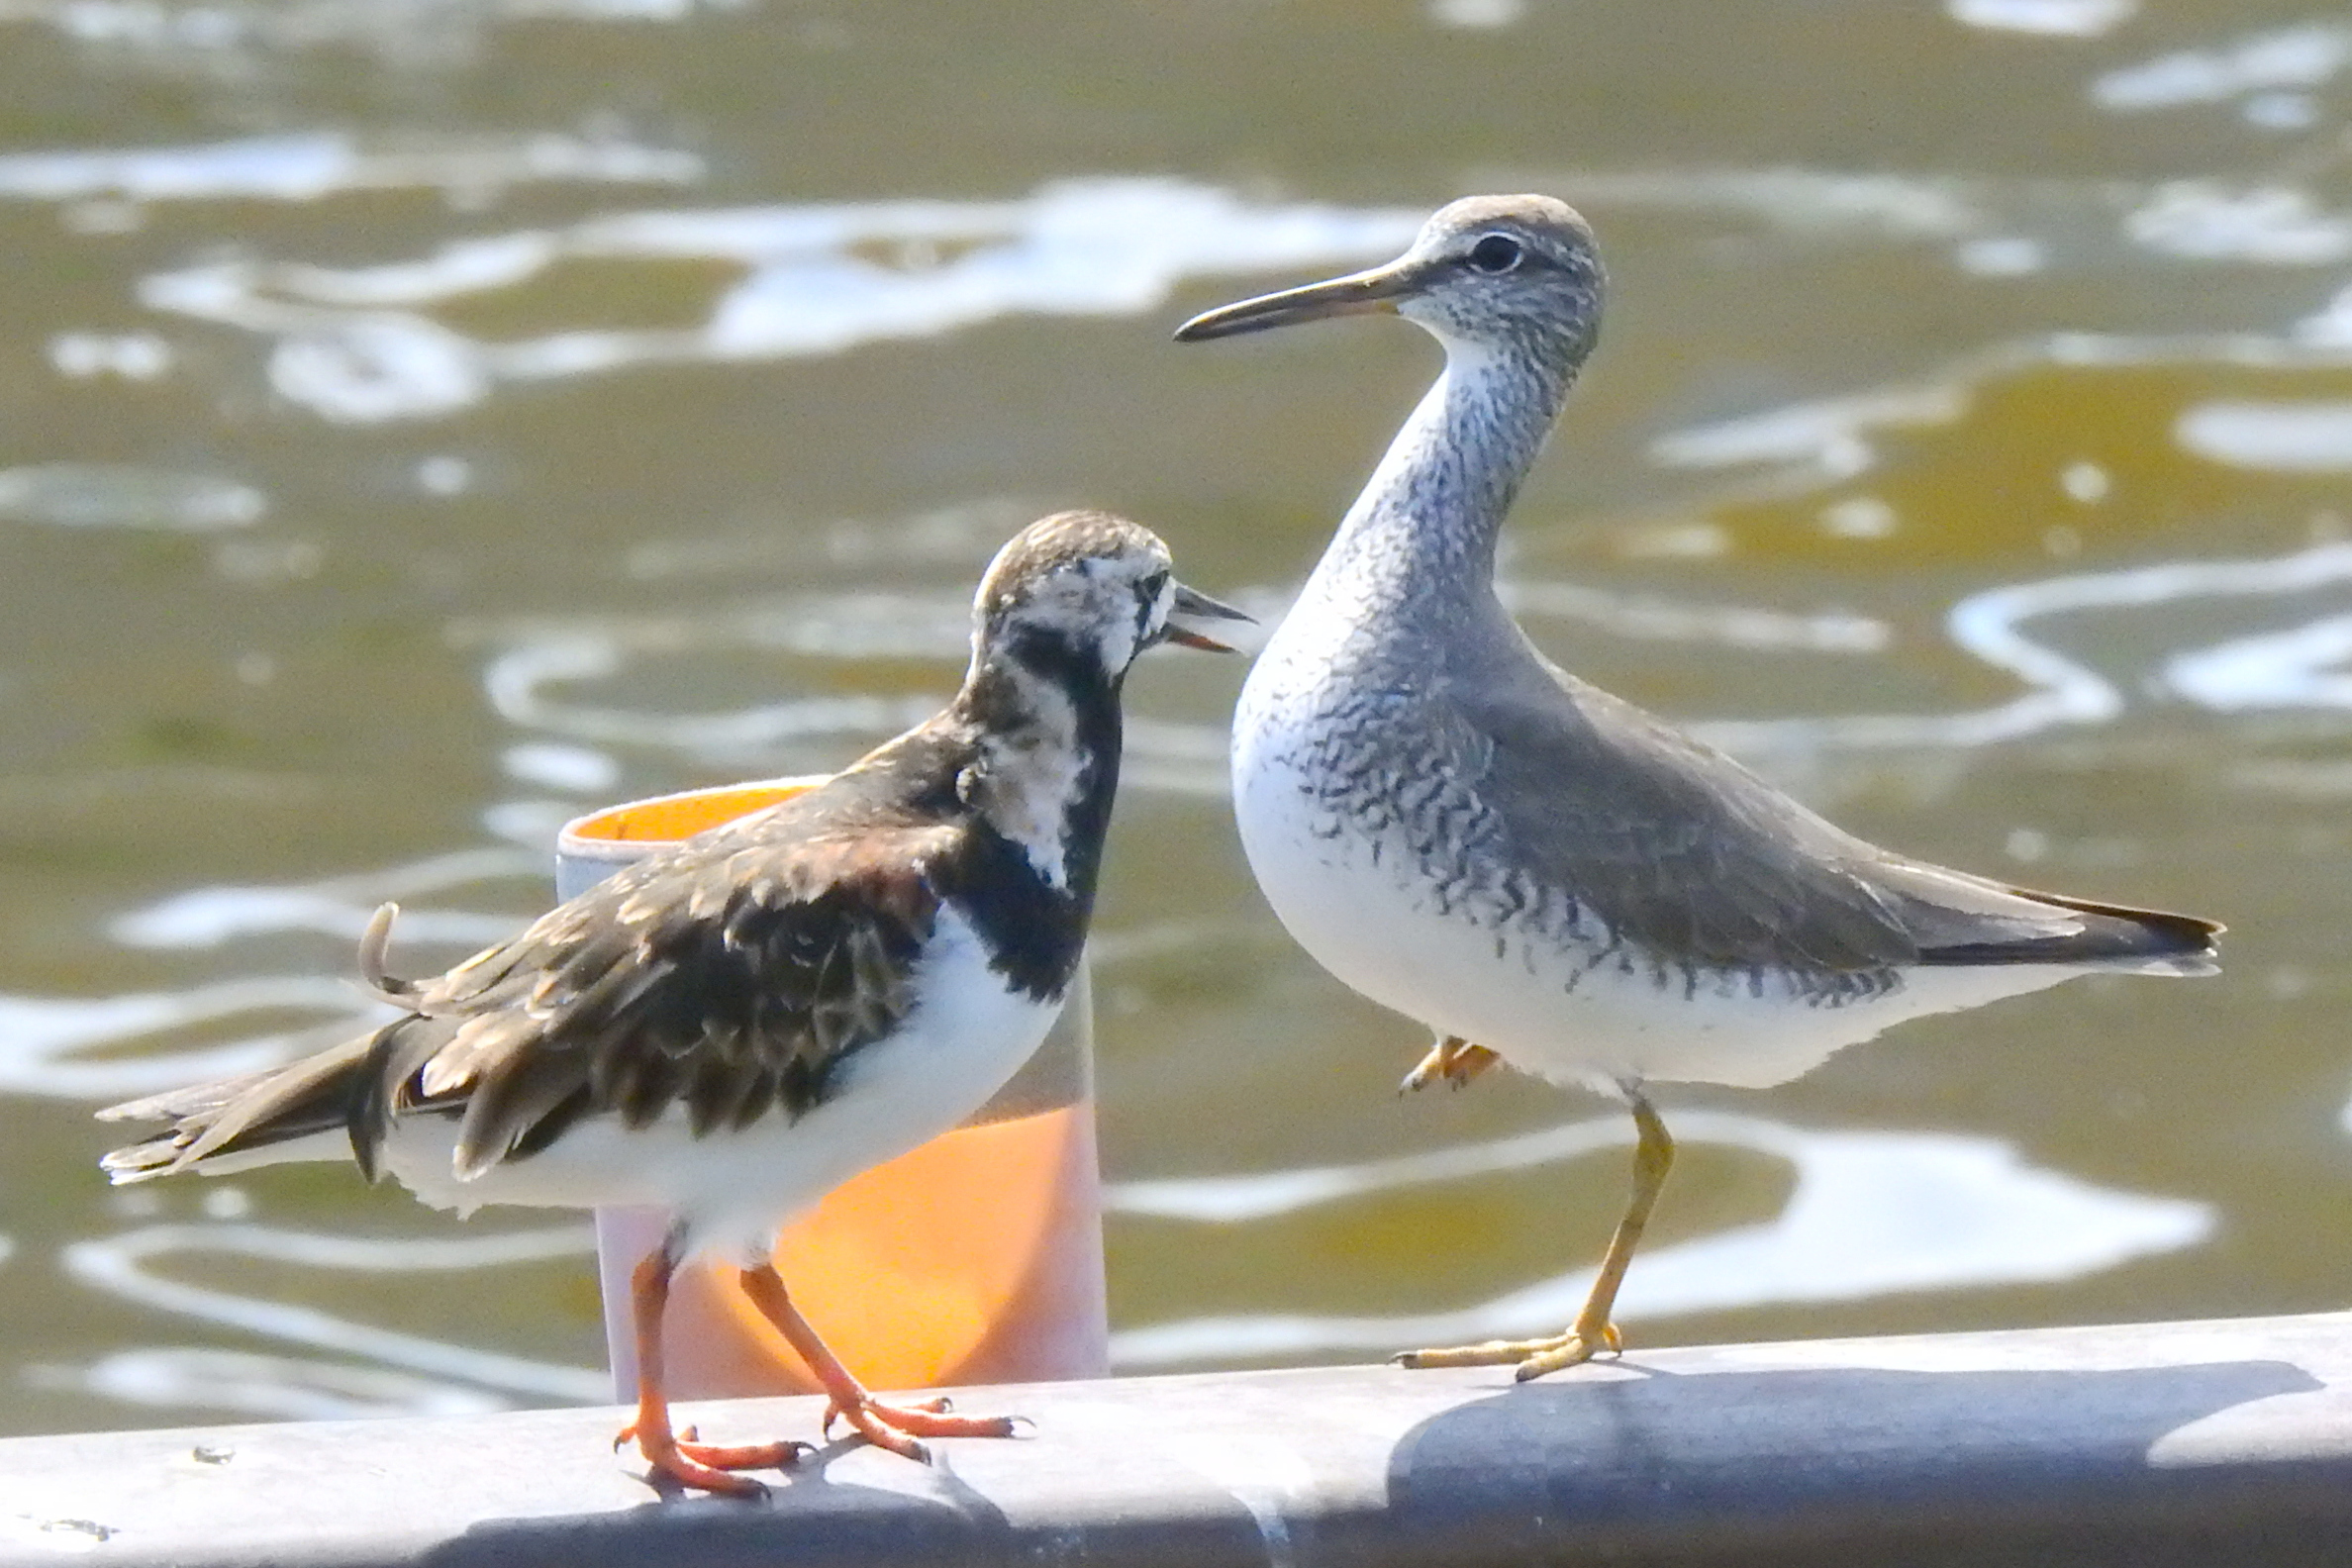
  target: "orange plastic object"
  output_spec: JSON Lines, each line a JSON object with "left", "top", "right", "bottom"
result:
{"left": 560, "top": 780, "right": 1110, "bottom": 1401}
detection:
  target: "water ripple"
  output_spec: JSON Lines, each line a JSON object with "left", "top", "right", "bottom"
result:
{"left": 2177, "top": 400, "right": 2352, "bottom": 471}
{"left": 0, "top": 131, "right": 699, "bottom": 205}
{"left": 38, "top": 1347, "right": 511, "bottom": 1421}
{"left": 0, "top": 979, "right": 381, "bottom": 1101}
{"left": 474, "top": 604, "right": 1237, "bottom": 790}
{"left": 1656, "top": 332, "right": 2352, "bottom": 485}
{"left": 2165, "top": 613, "right": 2352, "bottom": 712}
{"left": 62, "top": 1222, "right": 604, "bottom": 1404}
{"left": 1702, "top": 542, "right": 2352, "bottom": 756}
{"left": 111, "top": 846, "right": 538, "bottom": 950}
{"left": 0, "top": 0, "right": 740, "bottom": 71}
{"left": 2095, "top": 23, "right": 2352, "bottom": 112}
{"left": 1947, "top": 0, "right": 2134, "bottom": 40}
{"left": 0, "top": 464, "right": 263, "bottom": 532}
{"left": 1502, "top": 579, "right": 1891, "bottom": 654}
{"left": 1109, "top": 1111, "right": 2211, "bottom": 1368}
{"left": 482, "top": 634, "right": 940, "bottom": 758}
{"left": 2125, "top": 183, "right": 2352, "bottom": 266}
{"left": 137, "top": 180, "right": 1423, "bottom": 423}
{"left": 4, "top": 849, "right": 546, "bottom": 1102}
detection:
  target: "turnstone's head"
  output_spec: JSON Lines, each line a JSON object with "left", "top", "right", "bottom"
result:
{"left": 1174, "top": 193, "right": 1604, "bottom": 368}
{"left": 973, "top": 510, "right": 1249, "bottom": 681}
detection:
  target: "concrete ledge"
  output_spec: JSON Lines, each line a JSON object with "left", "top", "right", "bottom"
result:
{"left": 5, "top": 1311, "right": 2352, "bottom": 1567}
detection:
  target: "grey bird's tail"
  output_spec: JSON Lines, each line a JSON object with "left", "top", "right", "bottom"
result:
{"left": 1912, "top": 886, "right": 2222, "bottom": 977}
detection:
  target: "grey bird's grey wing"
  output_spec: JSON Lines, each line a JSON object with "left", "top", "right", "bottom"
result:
{"left": 1442, "top": 647, "right": 2201, "bottom": 973}
{"left": 1435, "top": 652, "right": 1926, "bottom": 974}
{"left": 400, "top": 811, "right": 957, "bottom": 1180}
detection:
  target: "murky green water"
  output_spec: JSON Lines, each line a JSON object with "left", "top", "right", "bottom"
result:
{"left": 2, "top": 0, "right": 2349, "bottom": 1435}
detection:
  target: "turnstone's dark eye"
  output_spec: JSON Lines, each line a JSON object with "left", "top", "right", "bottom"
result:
{"left": 1466, "top": 234, "right": 1523, "bottom": 274}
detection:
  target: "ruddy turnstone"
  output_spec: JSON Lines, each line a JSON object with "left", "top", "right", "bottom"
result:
{"left": 1176, "top": 196, "right": 2219, "bottom": 1381}
{"left": 99, "top": 510, "right": 1247, "bottom": 1494}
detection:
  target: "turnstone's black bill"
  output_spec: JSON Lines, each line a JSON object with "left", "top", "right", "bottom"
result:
{"left": 1180, "top": 195, "right": 2220, "bottom": 1382}
{"left": 98, "top": 510, "right": 1244, "bottom": 1497}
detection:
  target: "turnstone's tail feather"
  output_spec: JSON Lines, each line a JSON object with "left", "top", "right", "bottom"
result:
{"left": 98, "top": 1034, "right": 377, "bottom": 1183}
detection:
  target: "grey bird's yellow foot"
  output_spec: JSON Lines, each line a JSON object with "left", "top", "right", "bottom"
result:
{"left": 1399, "top": 1035, "right": 1502, "bottom": 1094}
{"left": 1392, "top": 1323, "right": 1623, "bottom": 1380}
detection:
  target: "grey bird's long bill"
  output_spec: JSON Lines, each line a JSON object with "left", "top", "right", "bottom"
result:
{"left": 1172, "top": 260, "right": 1421, "bottom": 342}
{"left": 1161, "top": 580, "right": 1253, "bottom": 652}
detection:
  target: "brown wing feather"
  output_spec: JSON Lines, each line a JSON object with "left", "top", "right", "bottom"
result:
{"left": 409, "top": 819, "right": 955, "bottom": 1179}
{"left": 101, "top": 722, "right": 981, "bottom": 1188}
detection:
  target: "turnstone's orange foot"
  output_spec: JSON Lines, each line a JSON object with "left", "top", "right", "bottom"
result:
{"left": 1392, "top": 1322, "right": 1621, "bottom": 1378}
{"left": 1399, "top": 1035, "right": 1501, "bottom": 1094}
{"left": 617, "top": 1422, "right": 810, "bottom": 1496}
{"left": 822, "top": 1394, "right": 1024, "bottom": 1463}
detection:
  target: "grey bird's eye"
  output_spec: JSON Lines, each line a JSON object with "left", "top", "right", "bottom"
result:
{"left": 1466, "top": 234, "right": 1523, "bottom": 274}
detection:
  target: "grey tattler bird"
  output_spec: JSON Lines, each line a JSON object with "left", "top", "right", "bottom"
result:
{"left": 1175, "top": 195, "right": 2219, "bottom": 1381}
{"left": 98, "top": 511, "right": 1246, "bottom": 1495}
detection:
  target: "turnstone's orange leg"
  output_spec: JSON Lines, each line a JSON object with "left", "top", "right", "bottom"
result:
{"left": 617, "top": 1249, "right": 809, "bottom": 1495}
{"left": 736, "top": 1265, "right": 1024, "bottom": 1463}
{"left": 1399, "top": 1034, "right": 1502, "bottom": 1094}
{"left": 1396, "top": 1089, "right": 1673, "bottom": 1380}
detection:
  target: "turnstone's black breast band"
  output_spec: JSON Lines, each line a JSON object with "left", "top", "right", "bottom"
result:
{"left": 941, "top": 819, "right": 1095, "bottom": 1004}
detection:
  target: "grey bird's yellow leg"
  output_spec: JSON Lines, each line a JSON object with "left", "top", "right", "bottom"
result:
{"left": 1400, "top": 1034, "right": 1503, "bottom": 1094}
{"left": 1394, "top": 1088, "right": 1674, "bottom": 1381}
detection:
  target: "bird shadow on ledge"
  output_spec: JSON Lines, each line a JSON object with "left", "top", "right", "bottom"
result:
{"left": 1361, "top": 1355, "right": 2352, "bottom": 1568}
{"left": 416, "top": 1434, "right": 1021, "bottom": 1568}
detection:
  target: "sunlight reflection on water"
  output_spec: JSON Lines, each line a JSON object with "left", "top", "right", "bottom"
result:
{"left": 1108, "top": 1111, "right": 2212, "bottom": 1368}
{"left": 2095, "top": 23, "right": 2352, "bottom": 113}
{"left": 0, "top": 980, "right": 380, "bottom": 1102}
{"left": 0, "top": 0, "right": 745, "bottom": 72}
{"left": 2177, "top": 400, "right": 2352, "bottom": 472}
{"left": 55, "top": 1223, "right": 602, "bottom": 1415}
{"left": 137, "top": 181, "right": 1424, "bottom": 423}
{"left": 0, "top": 464, "right": 264, "bottom": 532}
{"left": 0, "top": 132, "right": 699, "bottom": 204}
{"left": 41, "top": 1347, "right": 511, "bottom": 1422}
{"left": 110, "top": 848, "right": 537, "bottom": 950}
{"left": 1691, "top": 543, "right": 2352, "bottom": 756}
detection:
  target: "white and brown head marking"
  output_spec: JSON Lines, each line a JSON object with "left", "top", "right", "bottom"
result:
{"left": 971, "top": 509, "right": 1181, "bottom": 682}
{"left": 959, "top": 512, "right": 1179, "bottom": 891}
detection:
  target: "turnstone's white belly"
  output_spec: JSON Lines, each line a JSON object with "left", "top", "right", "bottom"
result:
{"left": 1235, "top": 652, "right": 2075, "bottom": 1093}
{"left": 381, "top": 907, "right": 1059, "bottom": 1263}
